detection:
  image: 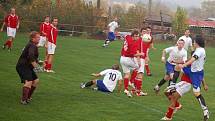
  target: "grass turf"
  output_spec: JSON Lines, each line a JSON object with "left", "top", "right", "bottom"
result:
{"left": 0, "top": 33, "right": 214, "bottom": 121}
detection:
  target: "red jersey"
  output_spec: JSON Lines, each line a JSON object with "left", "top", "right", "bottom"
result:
{"left": 48, "top": 25, "right": 58, "bottom": 45}
{"left": 181, "top": 73, "right": 192, "bottom": 84}
{"left": 121, "top": 35, "right": 141, "bottom": 57}
{"left": 4, "top": 14, "right": 19, "bottom": 28}
{"left": 40, "top": 22, "right": 51, "bottom": 37}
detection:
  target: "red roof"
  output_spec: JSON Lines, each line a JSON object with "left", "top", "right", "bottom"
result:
{"left": 188, "top": 19, "right": 215, "bottom": 28}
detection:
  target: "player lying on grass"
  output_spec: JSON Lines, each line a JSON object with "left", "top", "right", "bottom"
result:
{"left": 154, "top": 39, "right": 187, "bottom": 94}
{"left": 161, "top": 65, "right": 208, "bottom": 120}
{"left": 80, "top": 64, "right": 123, "bottom": 93}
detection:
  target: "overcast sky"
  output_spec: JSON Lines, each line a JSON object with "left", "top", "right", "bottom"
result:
{"left": 111, "top": 0, "right": 204, "bottom": 9}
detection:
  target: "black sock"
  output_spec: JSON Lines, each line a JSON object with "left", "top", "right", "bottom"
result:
{"left": 196, "top": 94, "right": 207, "bottom": 110}
{"left": 172, "top": 71, "right": 180, "bottom": 84}
{"left": 158, "top": 78, "right": 166, "bottom": 87}
{"left": 85, "top": 81, "right": 93, "bottom": 87}
{"left": 168, "top": 79, "right": 172, "bottom": 86}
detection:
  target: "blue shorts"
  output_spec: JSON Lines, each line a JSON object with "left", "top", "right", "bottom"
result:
{"left": 96, "top": 80, "right": 110, "bottom": 92}
{"left": 165, "top": 61, "right": 175, "bottom": 75}
{"left": 183, "top": 67, "right": 204, "bottom": 89}
{"left": 108, "top": 32, "right": 115, "bottom": 41}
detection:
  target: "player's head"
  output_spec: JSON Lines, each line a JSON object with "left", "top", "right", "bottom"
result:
{"left": 52, "top": 18, "right": 58, "bottom": 26}
{"left": 184, "top": 29, "right": 190, "bottom": 37}
{"left": 10, "top": 8, "right": 15, "bottom": 14}
{"left": 146, "top": 26, "right": 151, "bottom": 34}
{"left": 44, "top": 16, "right": 50, "bottom": 23}
{"left": 114, "top": 17, "right": 118, "bottom": 22}
{"left": 131, "top": 29, "right": 140, "bottom": 41}
{"left": 30, "top": 31, "right": 40, "bottom": 44}
{"left": 177, "top": 39, "right": 185, "bottom": 49}
{"left": 140, "top": 27, "right": 147, "bottom": 35}
{"left": 194, "top": 35, "right": 205, "bottom": 48}
{"left": 112, "top": 64, "right": 120, "bottom": 70}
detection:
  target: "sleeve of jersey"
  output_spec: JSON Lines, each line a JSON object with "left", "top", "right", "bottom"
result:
{"left": 165, "top": 46, "right": 174, "bottom": 53}
{"left": 99, "top": 69, "right": 109, "bottom": 76}
{"left": 183, "top": 51, "right": 188, "bottom": 62}
{"left": 28, "top": 46, "right": 37, "bottom": 63}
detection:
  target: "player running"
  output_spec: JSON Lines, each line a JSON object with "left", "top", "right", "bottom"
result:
{"left": 178, "top": 35, "right": 209, "bottom": 121}
{"left": 80, "top": 64, "right": 123, "bottom": 93}
{"left": 102, "top": 17, "right": 119, "bottom": 47}
{"left": 1, "top": 8, "right": 20, "bottom": 51}
{"left": 154, "top": 39, "right": 187, "bottom": 94}
{"left": 44, "top": 18, "right": 58, "bottom": 73}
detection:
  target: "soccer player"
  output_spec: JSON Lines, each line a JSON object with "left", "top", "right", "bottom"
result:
{"left": 1, "top": 8, "right": 20, "bottom": 51}
{"left": 44, "top": 18, "right": 58, "bottom": 73}
{"left": 38, "top": 16, "right": 51, "bottom": 47}
{"left": 102, "top": 17, "right": 119, "bottom": 47}
{"left": 179, "top": 35, "right": 209, "bottom": 121}
{"left": 154, "top": 39, "right": 187, "bottom": 94}
{"left": 161, "top": 67, "right": 208, "bottom": 120}
{"left": 80, "top": 64, "right": 123, "bottom": 93}
{"left": 178, "top": 29, "right": 193, "bottom": 51}
{"left": 120, "top": 30, "right": 143, "bottom": 97}
{"left": 16, "top": 31, "right": 43, "bottom": 105}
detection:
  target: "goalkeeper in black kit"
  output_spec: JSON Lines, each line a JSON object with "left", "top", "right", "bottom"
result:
{"left": 16, "top": 31, "right": 43, "bottom": 105}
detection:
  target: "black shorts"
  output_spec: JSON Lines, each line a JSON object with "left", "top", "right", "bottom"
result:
{"left": 16, "top": 65, "right": 38, "bottom": 83}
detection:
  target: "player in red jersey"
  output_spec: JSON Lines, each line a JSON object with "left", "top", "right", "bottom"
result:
{"left": 1, "top": 8, "right": 20, "bottom": 51}
{"left": 120, "top": 30, "right": 143, "bottom": 97}
{"left": 161, "top": 65, "right": 208, "bottom": 120}
{"left": 44, "top": 18, "right": 58, "bottom": 73}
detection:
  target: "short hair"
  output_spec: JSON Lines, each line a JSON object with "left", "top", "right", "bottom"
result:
{"left": 178, "top": 39, "right": 184, "bottom": 42}
{"left": 112, "top": 64, "right": 120, "bottom": 70}
{"left": 30, "top": 31, "right": 40, "bottom": 40}
{"left": 146, "top": 26, "right": 151, "bottom": 29}
{"left": 194, "top": 35, "right": 205, "bottom": 48}
{"left": 131, "top": 30, "right": 139, "bottom": 37}
{"left": 52, "top": 17, "right": 58, "bottom": 21}
{"left": 140, "top": 27, "right": 147, "bottom": 33}
{"left": 44, "top": 15, "right": 50, "bottom": 19}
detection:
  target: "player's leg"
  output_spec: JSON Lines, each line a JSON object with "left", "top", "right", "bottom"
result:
{"left": 46, "top": 42, "right": 56, "bottom": 72}
{"left": 169, "top": 65, "right": 181, "bottom": 86}
{"left": 80, "top": 79, "right": 96, "bottom": 88}
{"left": 96, "top": 80, "right": 110, "bottom": 92}
{"left": 154, "top": 75, "right": 170, "bottom": 94}
{"left": 145, "top": 56, "right": 152, "bottom": 76}
{"left": 21, "top": 80, "right": 33, "bottom": 105}
{"left": 191, "top": 72, "right": 209, "bottom": 121}
{"left": 28, "top": 78, "right": 39, "bottom": 102}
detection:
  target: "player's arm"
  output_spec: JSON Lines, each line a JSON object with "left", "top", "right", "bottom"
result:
{"left": 117, "top": 79, "right": 123, "bottom": 93}
{"left": 91, "top": 73, "right": 101, "bottom": 77}
{"left": 16, "top": 16, "right": 20, "bottom": 29}
{"left": 161, "top": 49, "right": 167, "bottom": 63}
{"left": 1, "top": 17, "right": 6, "bottom": 32}
{"left": 181, "top": 56, "right": 196, "bottom": 68}
{"left": 202, "top": 79, "right": 208, "bottom": 91}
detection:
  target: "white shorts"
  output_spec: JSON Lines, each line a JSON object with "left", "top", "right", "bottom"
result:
{"left": 120, "top": 56, "right": 139, "bottom": 73}
{"left": 7, "top": 27, "right": 16, "bottom": 38}
{"left": 175, "top": 81, "right": 191, "bottom": 96}
{"left": 134, "top": 58, "right": 145, "bottom": 73}
{"left": 38, "top": 36, "right": 46, "bottom": 47}
{"left": 47, "top": 41, "right": 56, "bottom": 55}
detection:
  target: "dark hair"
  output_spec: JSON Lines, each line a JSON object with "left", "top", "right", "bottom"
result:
{"left": 146, "top": 26, "right": 151, "bottom": 29}
{"left": 195, "top": 35, "right": 205, "bottom": 48}
{"left": 131, "top": 30, "right": 139, "bottom": 37}
{"left": 140, "top": 27, "right": 147, "bottom": 33}
{"left": 178, "top": 39, "right": 184, "bottom": 42}
{"left": 30, "top": 31, "right": 40, "bottom": 40}
{"left": 44, "top": 15, "right": 50, "bottom": 19}
{"left": 52, "top": 17, "right": 58, "bottom": 21}
{"left": 112, "top": 64, "right": 120, "bottom": 70}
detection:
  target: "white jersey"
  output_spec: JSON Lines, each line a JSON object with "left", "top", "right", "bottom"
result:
{"left": 178, "top": 35, "right": 192, "bottom": 51}
{"left": 108, "top": 21, "right": 118, "bottom": 32}
{"left": 99, "top": 69, "right": 122, "bottom": 92}
{"left": 165, "top": 46, "right": 187, "bottom": 65}
{"left": 191, "top": 47, "right": 206, "bottom": 72}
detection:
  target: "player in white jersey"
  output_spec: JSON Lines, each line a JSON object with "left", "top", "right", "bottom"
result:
{"left": 80, "top": 64, "right": 123, "bottom": 93}
{"left": 154, "top": 39, "right": 187, "bottom": 94}
{"left": 103, "top": 17, "right": 119, "bottom": 47}
{"left": 178, "top": 29, "right": 193, "bottom": 51}
{"left": 179, "top": 35, "right": 209, "bottom": 121}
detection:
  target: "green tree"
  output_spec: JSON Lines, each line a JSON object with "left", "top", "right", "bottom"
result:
{"left": 172, "top": 7, "right": 188, "bottom": 37}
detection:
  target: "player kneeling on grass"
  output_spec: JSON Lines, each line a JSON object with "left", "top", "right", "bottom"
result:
{"left": 16, "top": 31, "right": 43, "bottom": 105}
{"left": 80, "top": 64, "right": 123, "bottom": 93}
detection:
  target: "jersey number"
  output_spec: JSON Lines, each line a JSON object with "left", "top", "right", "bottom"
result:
{"left": 109, "top": 73, "right": 116, "bottom": 81}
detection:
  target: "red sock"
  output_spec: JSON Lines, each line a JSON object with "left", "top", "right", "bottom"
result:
{"left": 130, "top": 70, "right": 137, "bottom": 84}
{"left": 28, "top": 86, "right": 36, "bottom": 99}
{"left": 166, "top": 107, "right": 174, "bottom": 118}
{"left": 49, "top": 64, "right": 52, "bottom": 70}
{"left": 4, "top": 40, "right": 9, "bottom": 47}
{"left": 175, "top": 101, "right": 180, "bottom": 108}
{"left": 22, "top": 86, "right": 30, "bottom": 101}
{"left": 145, "top": 64, "right": 151, "bottom": 74}
{"left": 8, "top": 41, "right": 12, "bottom": 48}
{"left": 124, "top": 78, "right": 129, "bottom": 90}
{"left": 135, "top": 78, "right": 142, "bottom": 92}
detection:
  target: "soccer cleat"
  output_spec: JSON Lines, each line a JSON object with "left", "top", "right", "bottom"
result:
{"left": 8, "top": 48, "right": 11, "bottom": 52}
{"left": 136, "top": 91, "right": 148, "bottom": 96}
{"left": 174, "top": 104, "right": 182, "bottom": 113}
{"left": 46, "top": 70, "right": 55, "bottom": 73}
{"left": 147, "top": 73, "right": 152, "bottom": 76}
{"left": 27, "top": 97, "right": 33, "bottom": 103}
{"left": 80, "top": 83, "right": 86, "bottom": 89}
{"left": 160, "top": 116, "right": 172, "bottom": 120}
{"left": 20, "top": 100, "right": 28, "bottom": 105}
{"left": 203, "top": 109, "right": 209, "bottom": 121}
{"left": 154, "top": 85, "right": 160, "bottom": 94}
{"left": 128, "top": 82, "right": 135, "bottom": 89}
{"left": 2, "top": 45, "right": 5, "bottom": 50}
{"left": 124, "top": 89, "right": 132, "bottom": 98}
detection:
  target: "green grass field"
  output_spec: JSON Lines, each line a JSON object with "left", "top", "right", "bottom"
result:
{"left": 0, "top": 33, "right": 214, "bottom": 121}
